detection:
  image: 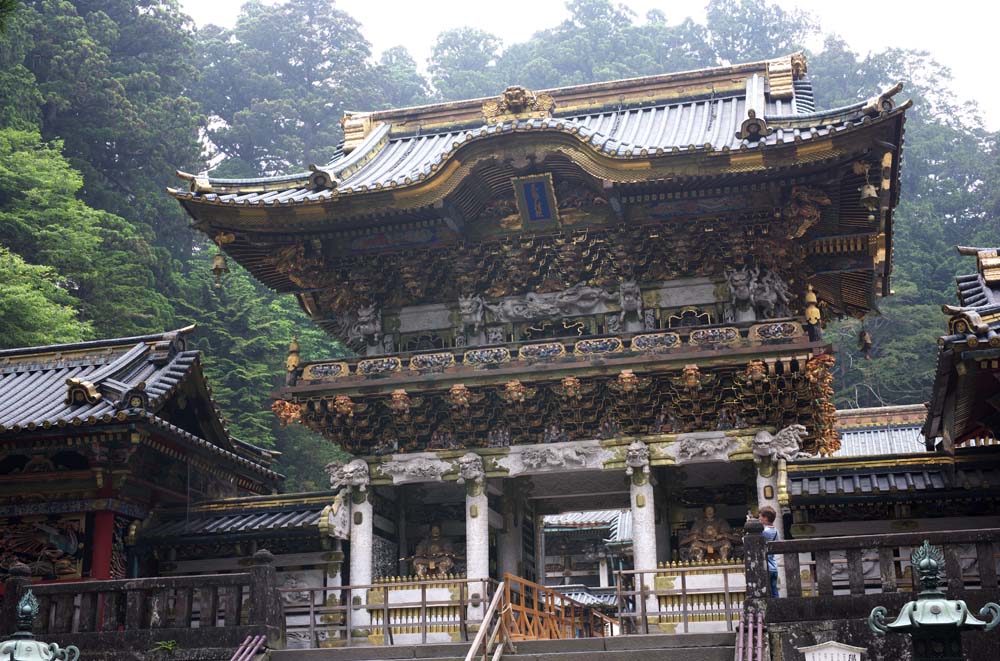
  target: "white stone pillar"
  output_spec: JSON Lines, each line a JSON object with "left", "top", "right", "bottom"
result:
{"left": 465, "top": 485, "right": 489, "bottom": 622}
{"left": 459, "top": 453, "right": 490, "bottom": 623}
{"left": 349, "top": 491, "right": 374, "bottom": 630}
{"left": 599, "top": 558, "right": 609, "bottom": 588}
{"left": 755, "top": 464, "right": 784, "bottom": 537}
{"left": 328, "top": 458, "right": 374, "bottom": 634}
{"left": 626, "top": 441, "right": 659, "bottom": 616}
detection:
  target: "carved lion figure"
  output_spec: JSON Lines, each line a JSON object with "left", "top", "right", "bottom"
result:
{"left": 625, "top": 440, "right": 650, "bottom": 476}
{"left": 326, "top": 458, "right": 370, "bottom": 491}
{"left": 752, "top": 424, "right": 810, "bottom": 462}
{"left": 456, "top": 452, "right": 485, "bottom": 485}
{"left": 458, "top": 294, "right": 487, "bottom": 332}
{"left": 618, "top": 280, "right": 643, "bottom": 323}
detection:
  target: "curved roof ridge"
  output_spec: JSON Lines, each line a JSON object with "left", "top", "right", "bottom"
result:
{"left": 0, "top": 325, "right": 195, "bottom": 359}
{"left": 361, "top": 53, "right": 797, "bottom": 122}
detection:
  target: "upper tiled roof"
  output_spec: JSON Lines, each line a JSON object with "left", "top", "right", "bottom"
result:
{"left": 0, "top": 328, "right": 279, "bottom": 480}
{"left": 170, "top": 54, "right": 907, "bottom": 210}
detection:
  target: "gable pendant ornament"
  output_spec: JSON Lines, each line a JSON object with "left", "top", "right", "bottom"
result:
{"left": 482, "top": 86, "right": 555, "bottom": 124}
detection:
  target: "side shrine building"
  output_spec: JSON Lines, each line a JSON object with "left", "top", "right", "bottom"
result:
{"left": 166, "top": 52, "right": 918, "bottom": 641}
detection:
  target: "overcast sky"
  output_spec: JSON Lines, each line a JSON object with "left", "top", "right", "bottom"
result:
{"left": 179, "top": 0, "right": 1000, "bottom": 130}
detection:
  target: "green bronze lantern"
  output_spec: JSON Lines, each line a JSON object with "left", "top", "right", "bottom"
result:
{"left": 0, "top": 590, "right": 80, "bottom": 661}
{"left": 869, "top": 541, "right": 1000, "bottom": 661}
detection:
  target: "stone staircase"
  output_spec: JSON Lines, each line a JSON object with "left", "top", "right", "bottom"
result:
{"left": 270, "top": 632, "right": 735, "bottom": 661}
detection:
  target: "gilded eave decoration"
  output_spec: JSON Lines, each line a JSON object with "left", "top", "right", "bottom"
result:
{"left": 279, "top": 354, "right": 838, "bottom": 458}
{"left": 482, "top": 85, "right": 555, "bottom": 124}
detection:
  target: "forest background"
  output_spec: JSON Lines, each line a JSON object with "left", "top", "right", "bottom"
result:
{"left": 0, "top": 0, "right": 996, "bottom": 490}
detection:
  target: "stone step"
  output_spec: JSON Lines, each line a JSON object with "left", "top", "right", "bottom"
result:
{"left": 271, "top": 633, "right": 735, "bottom": 661}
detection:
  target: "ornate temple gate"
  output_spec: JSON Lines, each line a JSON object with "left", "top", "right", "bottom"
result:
{"left": 169, "top": 52, "right": 909, "bottom": 652}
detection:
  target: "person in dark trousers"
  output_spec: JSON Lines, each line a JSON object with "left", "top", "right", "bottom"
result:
{"left": 758, "top": 506, "right": 779, "bottom": 597}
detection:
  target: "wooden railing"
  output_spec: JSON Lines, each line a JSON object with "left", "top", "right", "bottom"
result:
{"left": 613, "top": 564, "right": 743, "bottom": 635}
{"left": 0, "top": 550, "right": 283, "bottom": 651}
{"left": 465, "top": 580, "right": 515, "bottom": 661}
{"left": 280, "top": 576, "right": 493, "bottom": 649}
{"left": 502, "top": 573, "right": 614, "bottom": 640}
{"left": 767, "top": 528, "right": 1000, "bottom": 599}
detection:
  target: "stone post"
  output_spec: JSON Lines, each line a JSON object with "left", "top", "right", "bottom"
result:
{"left": 0, "top": 562, "right": 31, "bottom": 634}
{"left": 626, "top": 441, "right": 659, "bottom": 616}
{"left": 742, "top": 518, "right": 769, "bottom": 602}
{"left": 248, "top": 549, "right": 285, "bottom": 647}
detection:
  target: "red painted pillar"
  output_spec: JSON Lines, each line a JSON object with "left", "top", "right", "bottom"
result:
{"left": 90, "top": 510, "right": 115, "bottom": 580}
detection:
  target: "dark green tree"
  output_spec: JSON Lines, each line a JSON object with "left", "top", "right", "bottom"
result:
{"left": 19, "top": 0, "right": 204, "bottom": 262}
{"left": 705, "top": 0, "right": 816, "bottom": 64}
{"left": 196, "top": 0, "right": 394, "bottom": 176}
{"left": 0, "top": 247, "right": 92, "bottom": 348}
{"left": 0, "top": 127, "right": 173, "bottom": 336}
{"left": 428, "top": 27, "right": 504, "bottom": 101}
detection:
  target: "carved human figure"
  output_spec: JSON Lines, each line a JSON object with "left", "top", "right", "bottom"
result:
{"left": 412, "top": 525, "right": 458, "bottom": 578}
{"left": 680, "top": 505, "right": 737, "bottom": 562}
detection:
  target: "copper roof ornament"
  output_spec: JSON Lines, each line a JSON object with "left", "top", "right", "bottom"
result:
{"left": 869, "top": 541, "right": 1000, "bottom": 660}
{"left": 0, "top": 588, "right": 80, "bottom": 661}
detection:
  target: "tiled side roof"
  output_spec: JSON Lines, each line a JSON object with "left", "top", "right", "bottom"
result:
{"left": 0, "top": 328, "right": 278, "bottom": 479}
{"left": 543, "top": 510, "right": 632, "bottom": 544}
{"left": 138, "top": 492, "right": 339, "bottom": 542}
{"left": 556, "top": 588, "right": 618, "bottom": 606}
{"left": 0, "top": 329, "right": 192, "bottom": 432}
{"left": 140, "top": 506, "right": 324, "bottom": 539}
{"left": 789, "top": 463, "right": 1000, "bottom": 499}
